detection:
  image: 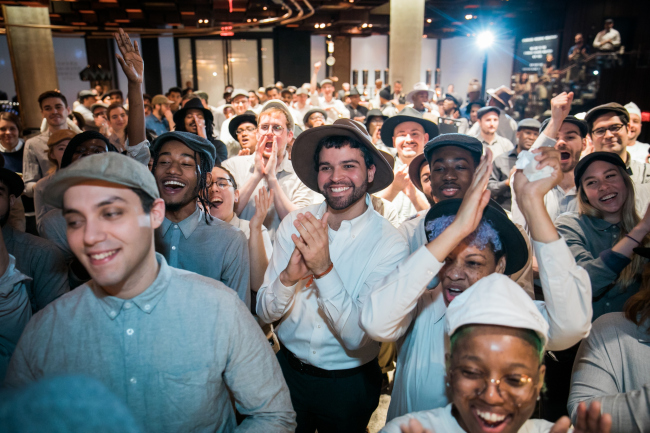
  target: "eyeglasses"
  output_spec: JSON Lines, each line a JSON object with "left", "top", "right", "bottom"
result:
{"left": 592, "top": 123, "right": 626, "bottom": 137}
{"left": 450, "top": 367, "right": 539, "bottom": 403}
{"left": 207, "top": 177, "right": 233, "bottom": 190}
{"left": 309, "top": 114, "right": 325, "bottom": 122}
{"left": 236, "top": 126, "right": 257, "bottom": 135}
{"left": 259, "top": 124, "right": 285, "bottom": 135}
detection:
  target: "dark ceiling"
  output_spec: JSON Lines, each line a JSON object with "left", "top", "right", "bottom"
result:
{"left": 0, "top": 0, "right": 568, "bottom": 39}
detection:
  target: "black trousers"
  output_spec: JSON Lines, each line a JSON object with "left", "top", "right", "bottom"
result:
{"left": 276, "top": 349, "right": 382, "bottom": 433}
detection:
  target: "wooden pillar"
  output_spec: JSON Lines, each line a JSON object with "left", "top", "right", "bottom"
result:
{"left": 2, "top": 5, "right": 59, "bottom": 130}
{"left": 389, "top": 0, "right": 425, "bottom": 92}
{"left": 331, "top": 36, "right": 351, "bottom": 91}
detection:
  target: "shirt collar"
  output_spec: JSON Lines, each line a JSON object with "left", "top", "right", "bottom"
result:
{"left": 509, "top": 147, "right": 518, "bottom": 157}
{"left": 160, "top": 206, "right": 202, "bottom": 239}
{"left": 228, "top": 214, "right": 241, "bottom": 229}
{"left": 584, "top": 214, "right": 619, "bottom": 231}
{"left": 432, "top": 285, "right": 447, "bottom": 324}
{"left": 92, "top": 253, "right": 171, "bottom": 320}
{"left": 0, "top": 138, "right": 24, "bottom": 153}
{"left": 247, "top": 151, "right": 292, "bottom": 175}
{"left": 317, "top": 194, "right": 375, "bottom": 239}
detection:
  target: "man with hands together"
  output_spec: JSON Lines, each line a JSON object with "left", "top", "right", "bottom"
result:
{"left": 257, "top": 119, "right": 409, "bottom": 433}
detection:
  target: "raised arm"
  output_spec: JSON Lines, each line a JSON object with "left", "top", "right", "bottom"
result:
{"left": 114, "top": 29, "right": 146, "bottom": 146}
{"left": 249, "top": 188, "right": 273, "bottom": 291}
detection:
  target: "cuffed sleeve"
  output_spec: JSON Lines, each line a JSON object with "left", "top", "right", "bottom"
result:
{"left": 599, "top": 249, "right": 631, "bottom": 274}
{"left": 533, "top": 237, "right": 592, "bottom": 351}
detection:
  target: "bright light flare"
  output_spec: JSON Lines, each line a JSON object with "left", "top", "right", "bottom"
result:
{"left": 476, "top": 31, "right": 494, "bottom": 48}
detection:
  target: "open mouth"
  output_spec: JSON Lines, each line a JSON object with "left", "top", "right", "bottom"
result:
{"left": 163, "top": 179, "right": 186, "bottom": 194}
{"left": 599, "top": 193, "right": 617, "bottom": 203}
{"left": 210, "top": 198, "right": 223, "bottom": 208}
{"left": 87, "top": 249, "right": 119, "bottom": 266}
{"left": 473, "top": 408, "right": 511, "bottom": 432}
{"left": 440, "top": 184, "right": 460, "bottom": 197}
{"left": 329, "top": 185, "right": 351, "bottom": 195}
{"left": 444, "top": 286, "right": 465, "bottom": 303}
{"left": 560, "top": 151, "right": 571, "bottom": 160}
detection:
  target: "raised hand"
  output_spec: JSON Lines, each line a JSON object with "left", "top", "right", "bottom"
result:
{"left": 279, "top": 245, "right": 310, "bottom": 287}
{"left": 193, "top": 114, "right": 207, "bottom": 139}
{"left": 513, "top": 147, "right": 563, "bottom": 206}
{"left": 250, "top": 188, "right": 273, "bottom": 231}
{"left": 393, "top": 164, "right": 410, "bottom": 192}
{"left": 314, "top": 61, "right": 322, "bottom": 72}
{"left": 238, "top": 148, "right": 251, "bottom": 156}
{"left": 263, "top": 136, "right": 278, "bottom": 180}
{"left": 114, "top": 29, "right": 143, "bottom": 84}
{"left": 452, "top": 148, "right": 494, "bottom": 237}
{"left": 550, "top": 401, "right": 611, "bottom": 433}
{"left": 291, "top": 212, "right": 331, "bottom": 275}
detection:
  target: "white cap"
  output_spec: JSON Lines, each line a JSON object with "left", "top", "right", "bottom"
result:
{"left": 445, "top": 273, "right": 549, "bottom": 347}
{"left": 624, "top": 102, "right": 641, "bottom": 118}
{"left": 574, "top": 112, "right": 587, "bottom": 120}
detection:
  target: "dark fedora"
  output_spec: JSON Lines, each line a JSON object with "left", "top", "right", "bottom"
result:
{"left": 365, "top": 109, "right": 388, "bottom": 130}
{"left": 380, "top": 106, "right": 439, "bottom": 148}
{"left": 173, "top": 98, "right": 214, "bottom": 130}
{"left": 228, "top": 111, "right": 258, "bottom": 139}
{"left": 303, "top": 108, "right": 328, "bottom": 128}
{"left": 0, "top": 168, "right": 24, "bottom": 198}
{"left": 291, "top": 118, "right": 394, "bottom": 194}
{"left": 424, "top": 198, "right": 528, "bottom": 275}
{"left": 409, "top": 153, "right": 428, "bottom": 193}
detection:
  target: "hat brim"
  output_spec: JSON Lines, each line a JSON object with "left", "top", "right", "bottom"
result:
{"left": 380, "top": 115, "right": 440, "bottom": 148}
{"left": 228, "top": 114, "right": 257, "bottom": 139}
{"left": 173, "top": 104, "right": 214, "bottom": 127}
{"left": 409, "top": 153, "right": 427, "bottom": 193}
{"left": 574, "top": 152, "right": 627, "bottom": 187}
{"left": 291, "top": 123, "right": 394, "bottom": 194}
{"left": 406, "top": 89, "right": 434, "bottom": 104}
{"left": 0, "top": 168, "right": 24, "bottom": 198}
{"left": 424, "top": 198, "right": 528, "bottom": 275}
{"left": 303, "top": 108, "right": 328, "bottom": 127}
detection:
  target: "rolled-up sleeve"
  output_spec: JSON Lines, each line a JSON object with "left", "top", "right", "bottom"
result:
{"left": 361, "top": 246, "right": 444, "bottom": 342}
{"left": 533, "top": 237, "right": 592, "bottom": 351}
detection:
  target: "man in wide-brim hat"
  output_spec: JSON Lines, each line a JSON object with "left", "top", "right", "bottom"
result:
{"left": 468, "top": 85, "right": 518, "bottom": 143}
{"left": 256, "top": 118, "right": 410, "bottom": 432}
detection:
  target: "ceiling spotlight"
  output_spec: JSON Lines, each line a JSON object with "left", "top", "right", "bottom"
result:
{"left": 476, "top": 30, "right": 494, "bottom": 48}
{"left": 465, "top": 14, "right": 473, "bottom": 20}
{"left": 327, "top": 34, "right": 331, "bottom": 38}
{"left": 368, "top": 24, "right": 372, "bottom": 28}
{"left": 593, "top": 70, "right": 599, "bottom": 75}
{"left": 198, "top": 19, "right": 203, "bottom": 23}
{"left": 253, "top": 18, "right": 257, "bottom": 22}
{"left": 263, "top": 6, "right": 267, "bottom": 10}
{"left": 362, "top": 23, "right": 367, "bottom": 28}
{"left": 314, "top": 24, "right": 319, "bottom": 28}
{"left": 427, "top": 18, "right": 432, "bottom": 23}
{"left": 247, "top": 19, "right": 251, "bottom": 22}
{"left": 320, "top": 23, "right": 326, "bottom": 28}
{"left": 212, "top": 72, "right": 217, "bottom": 76}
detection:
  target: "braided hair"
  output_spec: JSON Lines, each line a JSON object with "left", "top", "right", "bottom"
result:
{"left": 151, "top": 146, "right": 214, "bottom": 224}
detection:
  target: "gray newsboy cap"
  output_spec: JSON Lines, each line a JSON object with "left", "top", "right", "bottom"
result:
{"left": 151, "top": 131, "right": 217, "bottom": 168}
{"left": 44, "top": 152, "right": 159, "bottom": 209}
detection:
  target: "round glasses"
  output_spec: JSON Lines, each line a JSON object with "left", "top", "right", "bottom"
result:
{"left": 207, "top": 178, "right": 233, "bottom": 190}
{"left": 450, "top": 367, "right": 539, "bottom": 403}
{"left": 236, "top": 126, "right": 257, "bottom": 135}
{"left": 592, "top": 123, "right": 625, "bottom": 137}
{"left": 259, "top": 124, "right": 285, "bottom": 135}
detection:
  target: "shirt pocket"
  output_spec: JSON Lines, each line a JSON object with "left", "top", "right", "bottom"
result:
{"left": 157, "top": 368, "right": 222, "bottom": 431}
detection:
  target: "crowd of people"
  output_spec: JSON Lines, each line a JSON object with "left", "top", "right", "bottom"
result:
{"left": 0, "top": 28, "right": 648, "bottom": 433}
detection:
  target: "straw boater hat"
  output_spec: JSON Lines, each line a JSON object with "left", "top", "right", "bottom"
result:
{"left": 406, "top": 82, "right": 435, "bottom": 104}
{"left": 291, "top": 119, "right": 394, "bottom": 194}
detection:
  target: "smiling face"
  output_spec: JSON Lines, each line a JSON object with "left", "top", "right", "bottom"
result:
{"left": 0, "top": 119, "right": 19, "bottom": 150}
{"left": 108, "top": 107, "right": 128, "bottom": 132}
{"left": 428, "top": 146, "right": 476, "bottom": 202}
{"left": 231, "top": 95, "right": 250, "bottom": 116}
{"left": 439, "top": 241, "right": 505, "bottom": 306}
{"left": 411, "top": 91, "right": 430, "bottom": 109}
{"left": 63, "top": 182, "right": 164, "bottom": 296}
{"left": 555, "top": 123, "right": 585, "bottom": 173}
{"left": 41, "top": 97, "right": 69, "bottom": 129}
{"left": 449, "top": 326, "right": 544, "bottom": 433}
{"left": 479, "top": 112, "right": 499, "bottom": 136}
{"left": 168, "top": 91, "right": 182, "bottom": 111}
{"left": 580, "top": 160, "right": 627, "bottom": 221}
{"left": 50, "top": 139, "right": 71, "bottom": 168}
{"left": 393, "top": 121, "right": 428, "bottom": 164}
{"left": 590, "top": 113, "right": 628, "bottom": 158}
{"left": 515, "top": 128, "right": 539, "bottom": 152}
{"left": 317, "top": 143, "right": 375, "bottom": 211}
{"left": 321, "top": 83, "right": 335, "bottom": 98}
{"left": 470, "top": 105, "right": 481, "bottom": 124}
{"left": 154, "top": 140, "right": 199, "bottom": 213}
{"left": 184, "top": 109, "right": 204, "bottom": 134}
{"left": 419, "top": 162, "right": 435, "bottom": 206}
{"left": 248, "top": 91, "right": 260, "bottom": 107}
{"left": 308, "top": 112, "right": 326, "bottom": 129}
{"left": 208, "top": 166, "right": 238, "bottom": 222}
{"left": 629, "top": 113, "right": 642, "bottom": 142}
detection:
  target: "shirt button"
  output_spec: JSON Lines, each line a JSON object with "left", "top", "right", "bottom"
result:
{"left": 126, "top": 328, "right": 134, "bottom": 336}
{"left": 130, "top": 377, "right": 137, "bottom": 384}
{"left": 313, "top": 351, "right": 316, "bottom": 354}
{"left": 110, "top": 311, "right": 117, "bottom": 317}
{"left": 124, "top": 302, "right": 132, "bottom": 309}
{"left": 171, "top": 246, "right": 176, "bottom": 250}
{"left": 318, "top": 325, "right": 321, "bottom": 328}
{"left": 173, "top": 225, "right": 178, "bottom": 229}
{"left": 144, "top": 304, "right": 151, "bottom": 311}
{"left": 606, "top": 302, "right": 610, "bottom": 307}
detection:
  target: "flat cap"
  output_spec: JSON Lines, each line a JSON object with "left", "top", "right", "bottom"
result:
{"left": 44, "top": 152, "right": 159, "bottom": 209}
{"left": 585, "top": 102, "right": 629, "bottom": 128}
{"left": 574, "top": 151, "right": 626, "bottom": 187}
{"left": 151, "top": 131, "right": 217, "bottom": 167}
{"left": 296, "top": 87, "right": 309, "bottom": 96}
{"left": 423, "top": 133, "right": 482, "bottom": 166}
{"left": 152, "top": 94, "right": 172, "bottom": 105}
{"left": 90, "top": 102, "right": 108, "bottom": 112}
{"left": 539, "top": 116, "right": 588, "bottom": 137}
{"left": 230, "top": 89, "right": 249, "bottom": 100}
{"left": 445, "top": 92, "right": 463, "bottom": 107}
{"left": 47, "top": 129, "right": 76, "bottom": 147}
{"left": 78, "top": 90, "right": 94, "bottom": 99}
{"left": 517, "top": 118, "right": 541, "bottom": 131}
{"left": 303, "top": 108, "right": 328, "bottom": 127}
{"left": 260, "top": 100, "right": 295, "bottom": 132}
{"left": 476, "top": 106, "right": 501, "bottom": 119}
{"left": 320, "top": 79, "right": 334, "bottom": 87}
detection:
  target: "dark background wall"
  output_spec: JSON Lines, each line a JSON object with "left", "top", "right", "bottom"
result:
{"left": 273, "top": 27, "right": 311, "bottom": 87}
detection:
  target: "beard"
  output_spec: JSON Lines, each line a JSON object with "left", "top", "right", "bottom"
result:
{"left": 321, "top": 179, "right": 368, "bottom": 211}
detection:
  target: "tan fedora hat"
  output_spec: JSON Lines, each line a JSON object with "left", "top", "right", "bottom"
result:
{"left": 486, "top": 85, "right": 514, "bottom": 108}
{"left": 291, "top": 119, "right": 394, "bottom": 194}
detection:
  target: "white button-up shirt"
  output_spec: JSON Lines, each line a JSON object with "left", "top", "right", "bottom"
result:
{"left": 361, "top": 237, "right": 592, "bottom": 420}
{"left": 256, "top": 195, "right": 409, "bottom": 370}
